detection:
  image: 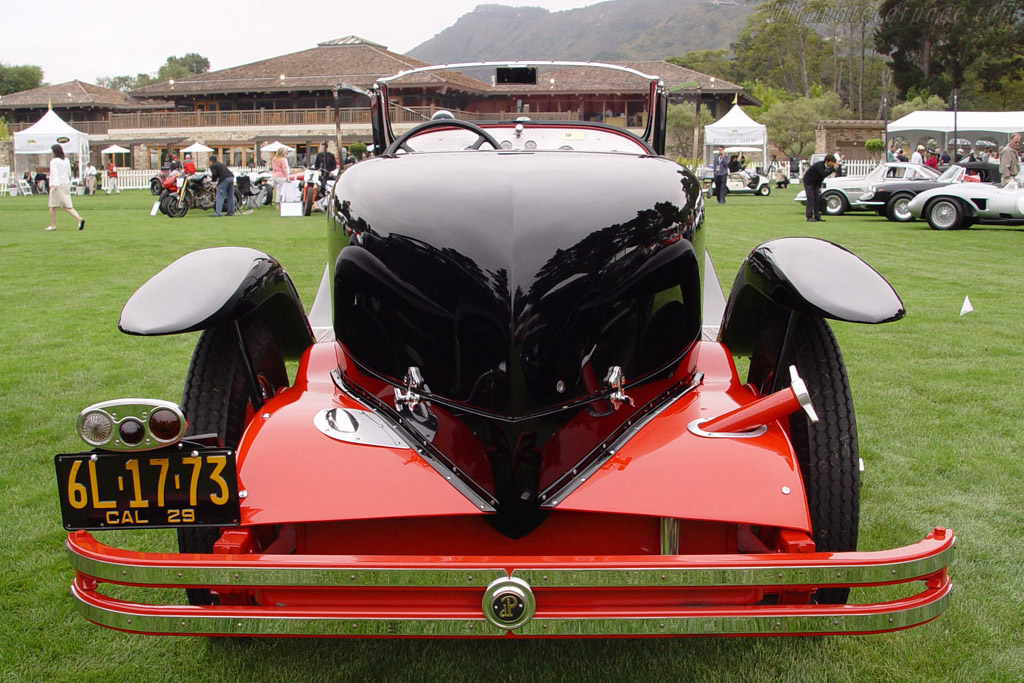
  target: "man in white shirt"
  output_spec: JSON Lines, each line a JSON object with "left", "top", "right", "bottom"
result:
{"left": 84, "top": 162, "right": 97, "bottom": 195}
{"left": 910, "top": 145, "right": 925, "bottom": 165}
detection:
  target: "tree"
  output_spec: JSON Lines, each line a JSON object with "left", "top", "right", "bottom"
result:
{"left": 0, "top": 62, "right": 44, "bottom": 95}
{"left": 864, "top": 138, "right": 885, "bottom": 159}
{"left": 156, "top": 54, "right": 211, "bottom": 82}
{"left": 665, "top": 101, "right": 715, "bottom": 161}
{"left": 890, "top": 93, "right": 946, "bottom": 120}
{"left": 875, "top": 0, "right": 1024, "bottom": 100}
{"left": 348, "top": 142, "right": 368, "bottom": 160}
{"left": 97, "top": 53, "right": 210, "bottom": 92}
{"left": 731, "top": 0, "right": 832, "bottom": 97}
{"left": 666, "top": 50, "right": 736, "bottom": 83}
{"left": 96, "top": 74, "right": 155, "bottom": 92}
{"left": 758, "top": 91, "right": 852, "bottom": 158}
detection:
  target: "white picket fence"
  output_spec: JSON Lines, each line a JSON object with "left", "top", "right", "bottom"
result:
{"left": 95, "top": 161, "right": 880, "bottom": 192}
{"left": 100, "top": 167, "right": 266, "bottom": 192}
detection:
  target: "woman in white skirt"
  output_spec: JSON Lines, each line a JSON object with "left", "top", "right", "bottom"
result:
{"left": 46, "top": 144, "right": 85, "bottom": 231}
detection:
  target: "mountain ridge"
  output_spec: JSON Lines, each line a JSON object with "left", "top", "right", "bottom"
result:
{"left": 407, "top": 0, "right": 753, "bottom": 64}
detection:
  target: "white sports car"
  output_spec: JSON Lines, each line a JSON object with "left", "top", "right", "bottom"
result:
{"left": 907, "top": 174, "right": 1024, "bottom": 230}
{"left": 795, "top": 162, "right": 939, "bottom": 215}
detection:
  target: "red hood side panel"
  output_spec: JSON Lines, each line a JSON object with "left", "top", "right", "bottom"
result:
{"left": 235, "top": 343, "right": 483, "bottom": 525}
{"left": 554, "top": 342, "right": 812, "bottom": 532}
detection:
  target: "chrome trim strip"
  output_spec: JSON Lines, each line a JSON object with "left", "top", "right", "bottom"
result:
{"left": 67, "top": 548, "right": 506, "bottom": 588}
{"left": 513, "top": 541, "right": 953, "bottom": 587}
{"left": 330, "top": 368, "right": 498, "bottom": 511}
{"left": 72, "top": 584, "right": 506, "bottom": 636}
{"left": 69, "top": 537, "right": 952, "bottom": 589}
{"left": 687, "top": 418, "right": 767, "bottom": 439}
{"left": 378, "top": 61, "right": 661, "bottom": 86}
{"left": 517, "top": 587, "right": 951, "bottom": 636}
{"left": 70, "top": 582, "right": 950, "bottom": 637}
{"left": 313, "top": 408, "right": 410, "bottom": 448}
{"left": 540, "top": 372, "right": 703, "bottom": 508}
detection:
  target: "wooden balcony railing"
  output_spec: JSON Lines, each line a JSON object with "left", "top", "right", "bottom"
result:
{"left": 105, "top": 106, "right": 582, "bottom": 130}
{"left": 6, "top": 120, "right": 112, "bottom": 135}
{"left": 5, "top": 107, "right": 585, "bottom": 136}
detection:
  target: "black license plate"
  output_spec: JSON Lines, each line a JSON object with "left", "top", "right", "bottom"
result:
{"left": 55, "top": 448, "right": 240, "bottom": 531}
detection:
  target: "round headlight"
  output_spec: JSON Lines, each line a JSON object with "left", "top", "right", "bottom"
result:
{"left": 118, "top": 418, "right": 145, "bottom": 446}
{"left": 80, "top": 411, "right": 114, "bottom": 446}
{"left": 149, "top": 408, "right": 182, "bottom": 441}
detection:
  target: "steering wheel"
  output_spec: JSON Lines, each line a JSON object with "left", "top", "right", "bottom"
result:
{"left": 385, "top": 119, "right": 501, "bottom": 156}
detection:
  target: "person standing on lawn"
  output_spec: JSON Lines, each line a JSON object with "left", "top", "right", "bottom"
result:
{"left": 271, "top": 148, "right": 290, "bottom": 205}
{"left": 712, "top": 147, "right": 729, "bottom": 204}
{"left": 45, "top": 144, "right": 85, "bottom": 231}
{"left": 999, "top": 133, "right": 1021, "bottom": 186}
{"left": 801, "top": 153, "right": 837, "bottom": 222}
{"left": 208, "top": 155, "right": 235, "bottom": 216}
{"left": 106, "top": 160, "right": 120, "bottom": 194}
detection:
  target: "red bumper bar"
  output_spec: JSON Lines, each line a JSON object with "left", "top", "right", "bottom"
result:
{"left": 66, "top": 528, "right": 955, "bottom": 637}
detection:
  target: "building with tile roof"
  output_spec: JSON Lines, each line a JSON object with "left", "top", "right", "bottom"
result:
{"left": 1, "top": 37, "right": 756, "bottom": 171}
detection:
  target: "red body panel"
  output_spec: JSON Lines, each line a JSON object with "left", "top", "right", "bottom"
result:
{"left": 235, "top": 341, "right": 810, "bottom": 532}
{"left": 235, "top": 343, "right": 483, "bottom": 525}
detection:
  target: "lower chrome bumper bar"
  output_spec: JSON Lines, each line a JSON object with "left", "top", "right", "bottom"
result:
{"left": 65, "top": 528, "right": 955, "bottom": 637}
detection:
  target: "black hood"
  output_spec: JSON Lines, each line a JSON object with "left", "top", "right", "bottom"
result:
{"left": 329, "top": 151, "right": 704, "bottom": 532}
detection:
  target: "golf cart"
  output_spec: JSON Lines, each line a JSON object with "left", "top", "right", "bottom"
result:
{"left": 705, "top": 146, "right": 772, "bottom": 197}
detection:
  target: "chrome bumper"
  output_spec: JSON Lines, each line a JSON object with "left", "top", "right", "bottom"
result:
{"left": 66, "top": 528, "right": 954, "bottom": 637}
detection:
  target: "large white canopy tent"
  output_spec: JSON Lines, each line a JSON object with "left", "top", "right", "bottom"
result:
{"left": 703, "top": 105, "right": 768, "bottom": 167}
{"left": 13, "top": 109, "right": 89, "bottom": 178}
{"left": 887, "top": 111, "right": 1024, "bottom": 151}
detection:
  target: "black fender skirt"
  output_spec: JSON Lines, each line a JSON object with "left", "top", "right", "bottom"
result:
{"left": 720, "top": 237, "right": 905, "bottom": 356}
{"left": 118, "top": 247, "right": 313, "bottom": 359}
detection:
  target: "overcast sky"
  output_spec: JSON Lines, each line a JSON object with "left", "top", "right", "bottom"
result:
{"left": 2, "top": 0, "right": 599, "bottom": 86}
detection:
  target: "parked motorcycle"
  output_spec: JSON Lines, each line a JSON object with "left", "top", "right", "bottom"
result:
{"left": 161, "top": 172, "right": 242, "bottom": 218}
{"left": 150, "top": 171, "right": 171, "bottom": 196}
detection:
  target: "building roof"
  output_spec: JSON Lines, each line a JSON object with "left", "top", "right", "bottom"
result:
{"left": 485, "top": 61, "right": 757, "bottom": 105}
{"left": 0, "top": 80, "right": 168, "bottom": 110}
{"left": 130, "top": 36, "right": 492, "bottom": 97}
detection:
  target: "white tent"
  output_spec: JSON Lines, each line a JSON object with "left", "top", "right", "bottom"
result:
{"left": 887, "top": 111, "right": 1024, "bottom": 150}
{"left": 704, "top": 105, "right": 768, "bottom": 166}
{"left": 13, "top": 110, "right": 89, "bottom": 177}
{"left": 260, "top": 141, "right": 294, "bottom": 153}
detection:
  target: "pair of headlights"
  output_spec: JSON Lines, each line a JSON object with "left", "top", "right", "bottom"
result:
{"left": 77, "top": 399, "right": 187, "bottom": 451}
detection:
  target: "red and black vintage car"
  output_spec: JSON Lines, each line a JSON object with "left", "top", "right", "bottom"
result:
{"left": 55, "top": 62, "right": 953, "bottom": 638}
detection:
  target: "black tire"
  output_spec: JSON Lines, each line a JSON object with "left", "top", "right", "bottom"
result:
{"left": 302, "top": 185, "right": 315, "bottom": 216}
{"left": 757, "top": 183, "right": 771, "bottom": 196}
{"left": 748, "top": 315, "right": 859, "bottom": 604}
{"left": 885, "top": 193, "right": 914, "bottom": 222}
{"left": 925, "top": 198, "right": 963, "bottom": 230}
{"left": 822, "top": 191, "right": 848, "bottom": 215}
{"left": 150, "top": 178, "right": 162, "bottom": 196}
{"left": 158, "top": 193, "right": 171, "bottom": 215}
{"left": 165, "top": 194, "right": 188, "bottom": 218}
{"left": 233, "top": 188, "right": 243, "bottom": 213}
{"left": 177, "top": 321, "right": 288, "bottom": 605}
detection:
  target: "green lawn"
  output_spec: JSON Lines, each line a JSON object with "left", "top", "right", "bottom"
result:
{"left": 1, "top": 188, "right": 1021, "bottom": 681}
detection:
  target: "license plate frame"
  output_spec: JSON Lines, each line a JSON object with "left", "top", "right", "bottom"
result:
{"left": 55, "top": 447, "right": 240, "bottom": 531}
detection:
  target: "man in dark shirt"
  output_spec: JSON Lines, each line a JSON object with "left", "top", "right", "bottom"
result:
{"left": 801, "top": 153, "right": 837, "bottom": 222}
{"left": 208, "top": 155, "right": 235, "bottom": 216}
{"left": 711, "top": 147, "right": 729, "bottom": 204}
{"left": 313, "top": 142, "right": 337, "bottom": 194}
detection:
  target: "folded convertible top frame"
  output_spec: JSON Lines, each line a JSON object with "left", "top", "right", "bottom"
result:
{"left": 67, "top": 528, "right": 954, "bottom": 637}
